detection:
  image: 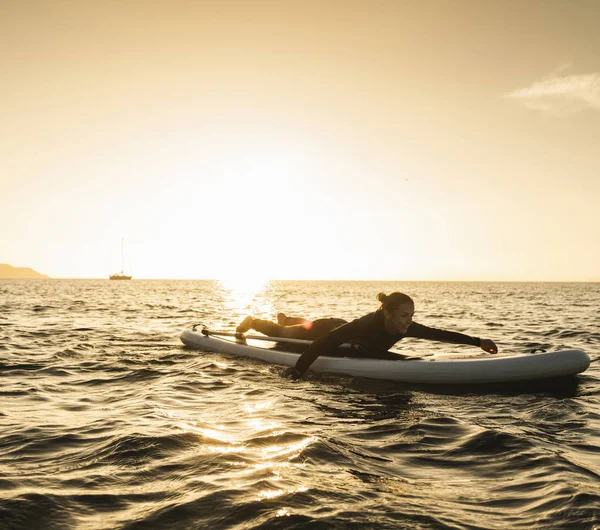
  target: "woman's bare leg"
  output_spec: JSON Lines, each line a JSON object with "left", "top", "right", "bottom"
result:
{"left": 237, "top": 316, "right": 310, "bottom": 336}
{"left": 249, "top": 319, "right": 288, "bottom": 338}
{"left": 237, "top": 316, "right": 347, "bottom": 341}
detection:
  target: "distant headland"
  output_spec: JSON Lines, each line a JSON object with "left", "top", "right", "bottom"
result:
{"left": 0, "top": 264, "right": 50, "bottom": 279}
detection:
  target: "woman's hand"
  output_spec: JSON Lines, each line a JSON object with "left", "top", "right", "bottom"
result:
{"left": 480, "top": 339, "right": 498, "bottom": 354}
{"left": 283, "top": 366, "right": 303, "bottom": 380}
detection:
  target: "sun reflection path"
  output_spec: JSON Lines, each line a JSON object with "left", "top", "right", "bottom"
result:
{"left": 261, "top": 436, "right": 316, "bottom": 460}
{"left": 257, "top": 485, "right": 309, "bottom": 503}
{"left": 243, "top": 401, "right": 273, "bottom": 414}
{"left": 217, "top": 276, "right": 275, "bottom": 324}
{"left": 176, "top": 403, "right": 316, "bottom": 463}
{"left": 177, "top": 420, "right": 315, "bottom": 499}
{"left": 177, "top": 422, "right": 240, "bottom": 445}
{"left": 176, "top": 395, "right": 316, "bottom": 513}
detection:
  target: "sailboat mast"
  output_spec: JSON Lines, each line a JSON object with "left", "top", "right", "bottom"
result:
{"left": 109, "top": 238, "right": 131, "bottom": 280}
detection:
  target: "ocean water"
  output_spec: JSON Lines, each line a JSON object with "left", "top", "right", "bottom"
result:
{"left": 1, "top": 279, "right": 599, "bottom": 530}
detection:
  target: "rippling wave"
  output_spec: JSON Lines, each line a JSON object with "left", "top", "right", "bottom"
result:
{"left": 0, "top": 280, "right": 598, "bottom": 529}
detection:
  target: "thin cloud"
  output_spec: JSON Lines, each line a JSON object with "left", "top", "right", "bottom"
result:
{"left": 506, "top": 72, "right": 600, "bottom": 115}
{"left": 548, "top": 60, "right": 574, "bottom": 78}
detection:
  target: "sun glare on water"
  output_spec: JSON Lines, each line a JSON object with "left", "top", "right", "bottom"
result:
{"left": 218, "top": 274, "right": 274, "bottom": 321}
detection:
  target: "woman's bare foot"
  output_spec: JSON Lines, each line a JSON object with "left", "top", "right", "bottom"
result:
{"left": 236, "top": 316, "right": 255, "bottom": 333}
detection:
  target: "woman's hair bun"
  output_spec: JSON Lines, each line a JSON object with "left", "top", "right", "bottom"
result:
{"left": 377, "top": 291, "right": 414, "bottom": 311}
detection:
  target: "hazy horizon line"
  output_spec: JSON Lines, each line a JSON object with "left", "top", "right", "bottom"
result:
{"left": 5, "top": 277, "right": 599, "bottom": 283}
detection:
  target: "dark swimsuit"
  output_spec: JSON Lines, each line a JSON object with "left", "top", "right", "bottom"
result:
{"left": 294, "top": 310, "right": 481, "bottom": 374}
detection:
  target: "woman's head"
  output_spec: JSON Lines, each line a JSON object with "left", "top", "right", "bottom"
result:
{"left": 377, "top": 292, "right": 415, "bottom": 333}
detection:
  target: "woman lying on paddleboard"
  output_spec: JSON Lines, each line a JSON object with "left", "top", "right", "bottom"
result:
{"left": 236, "top": 292, "right": 498, "bottom": 379}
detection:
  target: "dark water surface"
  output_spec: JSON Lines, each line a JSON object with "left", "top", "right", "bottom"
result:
{"left": 1, "top": 280, "right": 599, "bottom": 529}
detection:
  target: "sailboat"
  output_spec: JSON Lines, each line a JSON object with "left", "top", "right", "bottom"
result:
{"left": 109, "top": 238, "right": 132, "bottom": 280}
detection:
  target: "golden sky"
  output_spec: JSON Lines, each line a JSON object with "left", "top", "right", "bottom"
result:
{"left": 1, "top": 0, "right": 599, "bottom": 280}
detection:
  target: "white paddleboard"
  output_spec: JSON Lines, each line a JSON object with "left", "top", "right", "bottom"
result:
{"left": 180, "top": 329, "right": 590, "bottom": 385}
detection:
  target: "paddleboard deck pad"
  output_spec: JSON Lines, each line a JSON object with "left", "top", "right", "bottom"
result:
{"left": 180, "top": 329, "right": 590, "bottom": 385}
